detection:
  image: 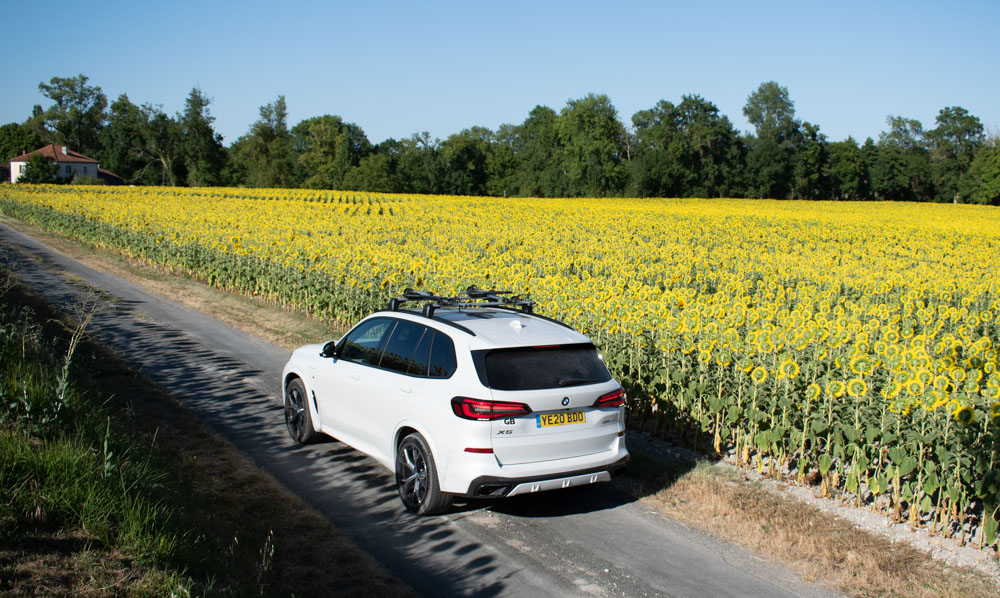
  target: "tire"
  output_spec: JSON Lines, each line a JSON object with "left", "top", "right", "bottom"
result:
{"left": 284, "top": 378, "right": 319, "bottom": 444}
{"left": 395, "top": 433, "right": 453, "bottom": 515}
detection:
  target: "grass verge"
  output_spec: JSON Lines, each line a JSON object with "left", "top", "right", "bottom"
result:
{"left": 0, "top": 266, "right": 413, "bottom": 597}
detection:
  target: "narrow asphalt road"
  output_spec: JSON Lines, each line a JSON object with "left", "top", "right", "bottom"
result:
{"left": 0, "top": 222, "right": 840, "bottom": 598}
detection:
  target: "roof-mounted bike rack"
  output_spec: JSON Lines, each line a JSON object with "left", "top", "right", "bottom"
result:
{"left": 388, "top": 286, "right": 535, "bottom": 318}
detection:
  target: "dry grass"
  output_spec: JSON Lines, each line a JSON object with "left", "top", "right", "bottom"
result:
{"left": 622, "top": 455, "right": 998, "bottom": 598}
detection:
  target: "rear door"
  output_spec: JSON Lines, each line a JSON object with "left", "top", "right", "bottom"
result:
{"left": 350, "top": 319, "right": 429, "bottom": 461}
{"left": 483, "top": 345, "right": 624, "bottom": 465}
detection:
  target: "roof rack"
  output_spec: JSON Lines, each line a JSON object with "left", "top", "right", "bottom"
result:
{"left": 388, "top": 286, "right": 535, "bottom": 318}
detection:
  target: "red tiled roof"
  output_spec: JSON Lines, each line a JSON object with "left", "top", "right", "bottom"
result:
{"left": 8, "top": 144, "right": 98, "bottom": 166}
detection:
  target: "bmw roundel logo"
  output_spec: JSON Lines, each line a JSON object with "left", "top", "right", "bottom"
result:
{"left": 561, "top": 397, "right": 570, "bottom": 406}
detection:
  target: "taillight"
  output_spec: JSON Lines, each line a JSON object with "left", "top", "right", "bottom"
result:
{"left": 451, "top": 396, "right": 532, "bottom": 421}
{"left": 594, "top": 388, "right": 626, "bottom": 408}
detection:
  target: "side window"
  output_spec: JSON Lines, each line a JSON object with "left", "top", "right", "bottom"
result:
{"left": 379, "top": 320, "right": 428, "bottom": 374}
{"left": 406, "top": 328, "right": 432, "bottom": 376}
{"left": 339, "top": 318, "right": 393, "bottom": 366}
{"left": 427, "top": 331, "right": 457, "bottom": 378}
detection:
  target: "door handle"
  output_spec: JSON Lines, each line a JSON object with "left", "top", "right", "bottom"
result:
{"left": 350, "top": 374, "right": 361, "bottom": 381}
{"left": 399, "top": 386, "right": 412, "bottom": 394}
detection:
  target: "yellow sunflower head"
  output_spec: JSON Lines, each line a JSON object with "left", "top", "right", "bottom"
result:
{"left": 850, "top": 354, "right": 874, "bottom": 376}
{"left": 847, "top": 378, "right": 868, "bottom": 398}
{"left": 806, "top": 382, "right": 821, "bottom": 401}
{"left": 953, "top": 405, "right": 976, "bottom": 427}
{"left": 751, "top": 366, "right": 768, "bottom": 385}
{"left": 779, "top": 359, "right": 800, "bottom": 380}
{"left": 882, "top": 380, "right": 903, "bottom": 400}
{"left": 827, "top": 380, "right": 846, "bottom": 398}
{"left": 905, "top": 379, "right": 925, "bottom": 397}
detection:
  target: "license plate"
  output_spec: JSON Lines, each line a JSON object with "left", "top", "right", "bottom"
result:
{"left": 536, "top": 410, "right": 585, "bottom": 428}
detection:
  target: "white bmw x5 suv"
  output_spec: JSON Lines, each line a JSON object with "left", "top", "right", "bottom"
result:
{"left": 281, "top": 288, "right": 629, "bottom": 515}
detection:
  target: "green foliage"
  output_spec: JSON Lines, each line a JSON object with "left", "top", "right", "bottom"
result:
{"left": 557, "top": 93, "right": 628, "bottom": 197}
{"left": 19, "top": 154, "right": 58, "bottom": 183}
{"left": 743, "top": 82, "right": 801, "bottom": 199}
{"left": 10, "top": 74, "right": 1000, "bottom": 203}
{"left": 826, "top": 137, "right": 871, "bottom": 201}
{"left": 0, "top": 122, "right": 42, "bottom": 163}
{"left": 179, "top": 87, "right": 227, "bottom": 187}
{"left": 291, "top": 114, "right": 372, "bottom": 189}
{"left": 37, "top": 74, "right": 107, "bottom": 156}
{"left": 230, "top": 95, "right": 295, "bottom": 188}
{"left": 958, "top": 144, "right": 1000, "bottom": 205}
{"left": 927, "top": 106, "right": 984, "bottom": 203}
{"left": 630, "top": 95, "right": 744, "bottom": 197}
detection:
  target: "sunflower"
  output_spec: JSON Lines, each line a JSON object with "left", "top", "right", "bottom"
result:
{"left": 778, "top": 358, "right": 800, "bottom": 380}
{"left": 905, "top": 379, "right": 925, "bottom": 397}
{"left": 953, "top": 405, "right": 976, "bottom": 427}
{"left": 806, "top": 382, "right": 822, "bottom": 401}
{"left": 882, "top": 380, "right": 903, "bottom": 400}
{"left": 933, "top": 375, "right": 951, "bottom": 391}
{"left": 850, "top": 354, "right": 873, "bottom": 376}
{"left": 826, "top": 380, "right": 846, "bottom": 398}
{"left": 715, "top": 348, "right": 733, "bottom": 367}
{"left": 992, "top": 402, "right": 1000, "bottom": 425}
{"left": 697, "top": 350, "right": 712, "bottom": 365}
{"left": 847, "top": 378, "right": 868, "bottom": 398}
{"left": 751, "top": 366, "right": 768, "bottom": 385}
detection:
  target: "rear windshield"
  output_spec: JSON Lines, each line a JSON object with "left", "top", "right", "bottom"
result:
{"left": 474, "top": 343, "right": 612, "bottom": 391}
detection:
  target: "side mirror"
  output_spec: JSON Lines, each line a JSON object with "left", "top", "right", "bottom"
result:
{"left": 320, "top": 340, "right": 339, "bottom": 359}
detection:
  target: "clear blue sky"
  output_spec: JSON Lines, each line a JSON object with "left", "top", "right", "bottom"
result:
{"left": 3, "top": 0, "right": 997, "bottom": 146}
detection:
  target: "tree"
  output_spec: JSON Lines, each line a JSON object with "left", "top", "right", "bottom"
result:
{"left": 792, "top": 122, "right": 829, "bottom": 200}
{"left": 395, "top": 132, "right": 445, "bottom": 194}
{"left": 291, "top": 115, "right": 371, "bottom": 189}
{"left": 509, "top": 105, "right": 566, "bottom": 197}
{"left": 742, "top": 81, "right": 801, "bottom": 198}
{"left": 878, "top": 115, "right": 933, "bottom": 201}
{"left": 440, "top": 127, "right": 494, "bottom": 196}
{"left": 20, "top": 153, "right": 59, "bottom": 183}
{"left": 826, "top": 137, "right": 870, "bottom": 201}
{"left": 100, "top": 94, "right": 147, "bottom": 183}
{"left": 556, "top": 94, "right": 627, "bottom": 197}
{"left": 869, "top": 144, "right": 913, "bottom": 202}
{"left": 37, "top": 74, "right": 107, "bottom": 155}
{"left": 342, "top": 150, "right": 401, "bottom": 192}
{"left": 485, "top": 123, "right": 518, "bottom": 197}
{"left": 230, "top": 96, "right": 295, "bottom": 188}
{"left": 926, "top": 106, "right": 984, "bottom": 202}
{"left": 957, "top": 144, "right": 1000, "bottom": 205}
{"left": 630, "top": 95, "right": 744, "bottom": 197}
{"left": 0, "top": 122, "right": 42, "bottom": 162}
{"left": 179, "top": 87, "right": 227, "bottom": 187}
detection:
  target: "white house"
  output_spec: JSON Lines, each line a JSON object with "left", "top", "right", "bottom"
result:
{"left": 8, "top": 144, "right": 100, "bottom": 183}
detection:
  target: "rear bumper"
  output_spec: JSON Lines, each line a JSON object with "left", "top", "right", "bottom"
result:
{"left": 461, "top": 455, "right": 630, "bottom": 498}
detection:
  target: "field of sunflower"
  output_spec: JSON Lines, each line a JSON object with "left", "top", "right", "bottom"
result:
{"left": 1, "top": 184, "right": 998, "bottom": 549}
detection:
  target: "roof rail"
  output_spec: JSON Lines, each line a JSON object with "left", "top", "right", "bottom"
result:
{"left": 388, "top": 286, "right": 535, "bottom": 318}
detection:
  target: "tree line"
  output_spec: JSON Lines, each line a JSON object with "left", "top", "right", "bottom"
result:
{"left": 2, "top": 74, "right": 998, "bottom": 204}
